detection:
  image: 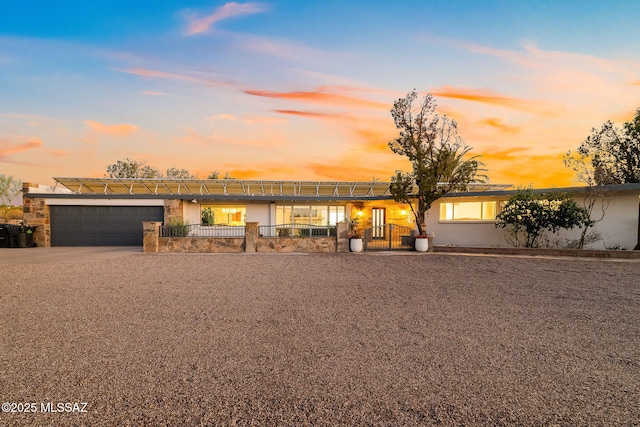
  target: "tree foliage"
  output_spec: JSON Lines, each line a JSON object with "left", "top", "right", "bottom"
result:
{"left": 495, "top": 188, "right": 591, "bottom": 248}
{"left": 165, "top": 167, "right": 195, "bottom": 179}
{"left": 0, "top": 174, "right": 22, "bottom": 219}
{"left": 388, "top": 90, "right": 485, "bottom": 235}
{"left": 574, "top": 108, "right": 640, "bottom": 184}
{"left": 105, "top": 158, "right": 162, "bottom": 178}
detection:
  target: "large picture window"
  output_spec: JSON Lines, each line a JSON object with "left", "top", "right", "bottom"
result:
{"left": 439, "top": 201, "right": 497, "bottom": 221}
{"left": 200, "top": 205, "right": 246, "bottom": 226}
{"left": 276, "top": 205, "right": 345, "bottom": 225}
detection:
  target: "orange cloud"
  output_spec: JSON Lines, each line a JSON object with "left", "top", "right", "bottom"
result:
{"left": 0, "top": 137, "right": 43, "bottom": 159}
{"left": 478, "top": 147, "right": 575, "bottom": 187}
{"left": 478, "top": 118, "right": 522, "bottom": 134}
{"left": 185, "top": 2, "right": 268, "bottom": 35}
{"left": 142, "top": 91, "right": 167, "bottom": 96}
{"left": 275, "top": 109, "right": 350, "bottom": 120}
{"left": 51, "top": 149, "right": 67, "bottom": 156}
{"left": 431, "top": 86, "right": 561, "bottom": 116}
{"left": 245, "top": 88, "right": 388, "bottom": 109}
{"left": 84, "top": 120, "right": 138, "bottom": 136}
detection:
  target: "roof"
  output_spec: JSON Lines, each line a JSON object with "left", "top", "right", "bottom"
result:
{"left": 26, "top": 178, "right": 513, "bottom": 201}
{"left": 442, "top": 183, "right": 640, "bottom": 198}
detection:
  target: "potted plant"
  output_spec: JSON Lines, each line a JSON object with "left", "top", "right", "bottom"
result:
{"left": 348, "top": 218, "right": 363, "bottom": 252}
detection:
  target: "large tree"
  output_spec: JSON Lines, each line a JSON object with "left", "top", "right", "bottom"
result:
{"left": 574, "top": 108, "right": 640, "bottom": 184}
{"left": 388, "top": 90, "right": 485, "bottom": 235}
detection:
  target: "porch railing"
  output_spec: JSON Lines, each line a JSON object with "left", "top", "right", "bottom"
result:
{"left": 259, "top": 223, "right": 337, "bottom": 238}
{"left": 160, "top": 224, "right": 246, "bottom": 238}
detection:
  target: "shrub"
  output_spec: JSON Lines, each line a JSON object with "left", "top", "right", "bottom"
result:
{"left": 495, "top": 188, "right": 591, "bottom": 248}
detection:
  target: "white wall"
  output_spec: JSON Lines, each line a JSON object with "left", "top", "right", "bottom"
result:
{"left": 428, "top": 192, "right": 639, "bottom": 249}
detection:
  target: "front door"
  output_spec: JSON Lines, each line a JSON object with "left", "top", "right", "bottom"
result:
{"left": 372, "top": 208, "right": 385, "bottom": 239}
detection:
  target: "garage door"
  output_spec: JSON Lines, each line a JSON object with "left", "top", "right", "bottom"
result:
{"left": 50, "top": 205, "right": 164, "bottom": 246}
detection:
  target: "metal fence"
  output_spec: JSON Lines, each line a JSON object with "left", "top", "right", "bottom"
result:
{"left": 364, "top": 224, "right": 415, "bottom": 251}
{"left": 160, "top": 224, "right": 246, "bottom": 238}
{"left": 259, "top": 224, "right": 337, "bottom": 238}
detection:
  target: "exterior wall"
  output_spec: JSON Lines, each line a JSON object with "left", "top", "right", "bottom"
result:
{"left": 164, "top": 199, "right": 183, "bottom": 223}
{"left": 429, "top": 192, "right": 640, "bottom": 249}
{"left": 246, "top": 203, "right": 271, "bottom": 224}
{"left": 592, "top": 193, "right": 639, "bottom": 250}
{"left": 21, "top": 183, "right": 50, "bottom": 247}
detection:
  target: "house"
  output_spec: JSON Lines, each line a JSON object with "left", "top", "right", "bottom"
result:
{"left": 21, "top": 178, "right": 640, "bottom": 251}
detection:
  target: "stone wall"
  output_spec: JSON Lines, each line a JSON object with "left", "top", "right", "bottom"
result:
{"left": 21, "top": 183, "right": 50, "bottom": 247}
{"left": 256, "top": 237, "right": 336, "bottom": 253}
{"left": 143, "top": 221, "right": 349, "bottom": 253}
{"left": 158, "top": 237, "right": 245, "bottom": 253}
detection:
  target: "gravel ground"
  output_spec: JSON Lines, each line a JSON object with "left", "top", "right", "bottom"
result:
{"left": 1, "top": 252, "right": 639, "bottom": 426}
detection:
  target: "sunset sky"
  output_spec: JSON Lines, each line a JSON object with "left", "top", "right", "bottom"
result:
{"left": 2, "top": 1, "right": 640, "bottom": 188}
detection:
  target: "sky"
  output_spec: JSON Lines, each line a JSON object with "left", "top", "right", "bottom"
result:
{"left": 2, "top": 0, "right": 640, "bottom": 188}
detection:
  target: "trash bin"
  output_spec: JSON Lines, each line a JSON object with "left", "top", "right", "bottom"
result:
{"left": 8, "top": 225, "right": 27, "bottom": 248}
{"left": 0, "top": 224, "right": 9, "bottom": 248}
{"left": 24, "top": 226, "right": 38, "bottom": 247}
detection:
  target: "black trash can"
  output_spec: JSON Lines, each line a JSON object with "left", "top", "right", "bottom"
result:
{"left": 8, "top": 225, "right": 27, "bottom": 248}
{"left": 24, "top": 226, "right": 38, "bottom": 247}
{"left": 0, "top": 224, "right": 9, "bottom": 248}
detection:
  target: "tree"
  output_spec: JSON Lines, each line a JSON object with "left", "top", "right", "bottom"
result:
{"left": 207, "top": 171, "right": 220, "bottom": 179}
{"left": 563, "top": 152, "right": 611, "bottom": 249}
{"left": 495, "top": 188, "right": 591, "bottom": 248}
{"left": 388, "top": 90, "right": 485, "bottom": 235}
{"left": 165, "top": 167, "right": 195, "bottom": 179}
{"left": 575, "top": 108, "right": 640, "bottom": 185}
{"left": 0, "top": 174, "right": 22, "bottom": 220}
{"left": 105, "top": 158, "right": 162, "bottom": 178}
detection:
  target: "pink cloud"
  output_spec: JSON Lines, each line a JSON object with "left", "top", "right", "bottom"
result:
{"left": 186, "top": 2, "right": 268, "bottom": 36}
{"left": 84, "top": 120, "right": 138, "bottom": 136}
{"left": 118, "top": 67, "right": 233, "bottom": 88}
{"left": 0, "top": 136, "right": 43, "bottom": 159}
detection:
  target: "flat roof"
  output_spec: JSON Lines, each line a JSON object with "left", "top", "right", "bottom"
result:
{"left": 24, "top": 178, "right": 513, "bottom": 201}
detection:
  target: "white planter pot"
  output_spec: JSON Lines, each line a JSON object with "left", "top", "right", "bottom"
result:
{"left": 415, "top": 237, "right": 429, "bottom": 252}
{"left": 349, "top": 238, "right": 363, "bottom": 252}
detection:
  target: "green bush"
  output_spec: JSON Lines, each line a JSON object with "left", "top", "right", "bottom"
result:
{"left": 495, "top": 188, "right": 591, "bottom": 248}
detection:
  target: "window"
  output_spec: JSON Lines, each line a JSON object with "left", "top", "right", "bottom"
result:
{"left": 439, "top": 201, "right": 497, "bottom": 221}
{"left": 276, "top": 205, "right": 345, "bottom": 225}
{"left": 200, "top": 205, "right": 246, "bottom": 226}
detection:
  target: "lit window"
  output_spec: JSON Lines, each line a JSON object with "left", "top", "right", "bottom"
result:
{"left": 439, "top": 201, "right": 497, "bottom": 221}
{"left": 276, "top": 205, "right": 345, "bottom": 225}
{"left": 200, "top": 205, "right": 246, "bottom": 225}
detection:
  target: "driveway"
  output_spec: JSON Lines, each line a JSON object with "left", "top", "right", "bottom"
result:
{"left": 0, "top": 246, "right": 142, "bottom": 264}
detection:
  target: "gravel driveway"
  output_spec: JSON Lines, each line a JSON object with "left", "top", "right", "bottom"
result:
{"left": 1, "top": 252, "right": 639, "bottom": 426}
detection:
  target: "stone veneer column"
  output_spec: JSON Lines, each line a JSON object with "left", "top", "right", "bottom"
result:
{"left": 143, "top": 222, "right": 161, "bottom": 252}
{"left": 21, "top": 182, "right": 50, "bottom": 247}
{"left": 164, "top": 199, "right": 184, "bottom": 223}
{"left": 245, "top": 222, "right": 258, "bottom": 253}
{"left": 336, "top": 222, "right": 350, "bottom": 253}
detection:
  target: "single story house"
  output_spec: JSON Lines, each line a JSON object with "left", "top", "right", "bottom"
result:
{"left": 21, "top": 178, "right": 640, "bottom": 251}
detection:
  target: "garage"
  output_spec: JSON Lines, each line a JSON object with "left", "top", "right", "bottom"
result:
{"left": 50, "top": 205, "right": 164, "bottom": 246}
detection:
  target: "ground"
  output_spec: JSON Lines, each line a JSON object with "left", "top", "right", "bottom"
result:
{"left": 1, "top": 250, "right": 639, "bottom": 426}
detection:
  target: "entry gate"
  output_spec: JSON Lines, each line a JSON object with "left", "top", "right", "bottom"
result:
{"left": 364, "top": 224, "right": 414, "bottom": 251}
